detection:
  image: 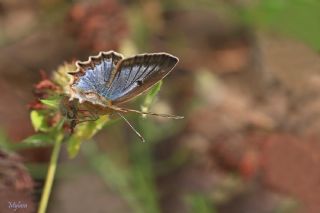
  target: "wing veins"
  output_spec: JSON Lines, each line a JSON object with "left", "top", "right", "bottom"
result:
{"left": 103, "top": 58, "right": 108, "bottom": 82}
{"left": 100, "top": 59, "right": 110, "bottom": 96}
{"left": 134, "top": 55, "right": 164, "bottom": 82}
{"left": 108, "top": 68, "right": 123, "bottom": 95}
{"left": 108, "top": 55, "right": 114, "bottom": 84}
{"left": 122, "top": 65, "right": 134, "bottom": 92}
{"left": 132, "top": 56, "right": 153, "bottom": 82}
{"left": 84, "top": 71, "right": 98, "bottom": 91}
{"left": 137, "top": 63, "right": 158, "bottom": 82}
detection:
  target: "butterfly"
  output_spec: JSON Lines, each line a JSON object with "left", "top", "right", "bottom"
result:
{"left": 66, "top": 51, "right": 183, "bottom": 141}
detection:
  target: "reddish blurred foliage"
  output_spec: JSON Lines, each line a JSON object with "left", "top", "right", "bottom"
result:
{"left": 34, "top": 79, "right": 59, "bottom": 92}
{"left": 28, "top": 100, "right": 46, "bottom": 110}
{"left": 28, "top": 70, "right": 60, "bottom": 111}
{"left": 262, "top": 134, "right": 320, "bottom": 213}
{"left": 28, "top": 70, "right": 64, "bottom": 132}
{"left": 208, "top": 131, "right": 320, "bottom": 212}
{"left": 66, "top": 0, "right": 129, "bottom": 52}
{"left": 0, "top": 150, "right": 35, "bottom": 213}
{"left": 210, "top": 132, "right": 264, "bottom": 181}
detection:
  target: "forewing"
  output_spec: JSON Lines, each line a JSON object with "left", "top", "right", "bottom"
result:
{"left": 107, "top": 53, "right": 179, "bottom": 104}
{"left": 69, "top": 51, "right": 123, "bottom": 104}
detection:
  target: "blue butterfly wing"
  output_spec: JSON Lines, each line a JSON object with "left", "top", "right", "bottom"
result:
{"left": 69, "top": 52, "right": 178, "bottom": 106}
{"left": 69, "top": 51, "right": 123, "bottom": 104}
{"left": 107, "top": 53, "right": 179, "bottom": 104}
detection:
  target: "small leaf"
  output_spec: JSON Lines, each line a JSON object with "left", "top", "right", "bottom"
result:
{"left": 0, "top": 130, "right": 12, "bottom": 150}
{"left": 22, "top": 133, "right": 53, "bottom": 146}
{"left": 186, "top": 194, "right": 216, "bottom": 213}
{"left": 52, "top": 118, "right": 65, "bottom": 135}
{"left": 144, "top": 81, "right": 162, "bottom": 106}
{"left": 30, "top": 110, "right": 47, "bottom": 132}
{"left": 40, "top": 98, "right": 60, "bottom": 109}
{"left": 67, "top": 136, "right": 82, "bottom": 159}
{"left": 141, "top": 81, "right": 162, "bottom": 114}
{"left": 67, "top": 115, "right": 110, "bottom": 158}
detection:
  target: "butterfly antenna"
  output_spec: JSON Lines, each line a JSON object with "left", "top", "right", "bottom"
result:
{"left": 117, "top": 112, "right": 145, "bottom": 142}
{"left": 110, "top": 106, "right": 184, "bottom": 119}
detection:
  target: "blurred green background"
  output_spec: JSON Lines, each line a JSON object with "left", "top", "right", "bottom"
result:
{"left": 1, "top": 0, "right": 320, "bottom": 212}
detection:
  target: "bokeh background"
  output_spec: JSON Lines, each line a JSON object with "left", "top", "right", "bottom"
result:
{"left": 1, "top": 0, "right": 320, "bottom": 212}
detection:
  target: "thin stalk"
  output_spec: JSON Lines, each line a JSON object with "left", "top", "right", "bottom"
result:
{"left": 37, "top": 134, "right": 63, "bottom": 213}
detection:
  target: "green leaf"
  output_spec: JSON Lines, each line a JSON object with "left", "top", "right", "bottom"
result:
{"left": 141, "top": 81, "right": 163, "bottom": 113}
{"left": 242, "top": 0, "right": 320, "bottom": 50}
{"left": 66, "top": 136, "right": 82, "bottom": 159}
{"left": 22, "top": 133, "right": 53, "bottom": 147}
{"left": 52, "top": 118, "right": 65, "bottom": 134}
{"left": 67, "top": 115, "right": 110, "bottom": 158}
{"left": 186, "top": 194, "right": 216, "bottom": 213}
{"left": 0, "top": 129, "right": 12, "bottom": 150}
{"left": 30, "top": 110, "right": 47, "bottom": 132}
{"left": 40, "top": 98, "right": 60, "bottom": 109}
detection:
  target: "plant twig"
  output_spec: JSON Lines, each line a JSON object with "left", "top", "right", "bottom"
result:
{"left": 37, "top": 134, "right": 63, "bottom": 213}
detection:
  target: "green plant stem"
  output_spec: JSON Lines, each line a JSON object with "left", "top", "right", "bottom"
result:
{"left": 38, "top": 135, "right": 63, "bottom": 213}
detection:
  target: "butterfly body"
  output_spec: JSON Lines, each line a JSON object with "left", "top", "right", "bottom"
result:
{"left": 66, "top": 51, "right": 181, "bottom": 137}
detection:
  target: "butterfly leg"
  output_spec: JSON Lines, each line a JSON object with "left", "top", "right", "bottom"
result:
{"left": 76, "top": 110, "right": 100, "bottom": 124}
{"left": 117, "top": 113, "right": 145, "bottom": 142}
{"left": 67, "top": 109, "right": 100, "bottom": 133}
{"left": 108, "top": 105, "right": 184, "bottom": 119}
